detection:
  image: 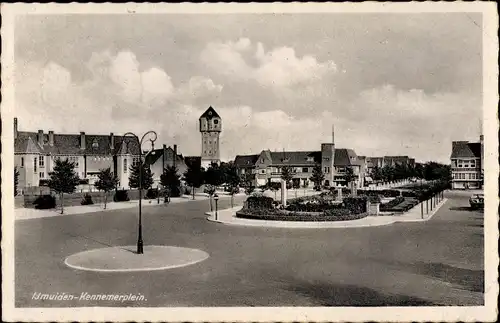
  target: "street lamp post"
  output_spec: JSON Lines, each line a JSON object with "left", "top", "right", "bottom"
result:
{"left": 214, "top": 193, "right": 219, "bottom": 221}
{"left": 119, "top": 131, "right": 157, "bottom": 255}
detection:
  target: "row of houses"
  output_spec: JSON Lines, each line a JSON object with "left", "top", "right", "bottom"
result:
{"left": 13, "top": 117, "right": 201, "bottom": 194}
{"left": 450, "top": 135, "right": 484, "bottom": 189}
{"left": 233, "top": 127, "right": 416, "bottom": 189}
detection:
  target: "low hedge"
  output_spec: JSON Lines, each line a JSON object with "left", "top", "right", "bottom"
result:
{"left": 113, "top": 189, "right": 130, "bottom": 202}
{"left": 380, "top": 197, "right": 405, "bottom": 211}
{"left": 145, "top": 188, "right": 159, "bottom": 199}
{"left": 80, "top": 193, "right": 94, "bottom": 205}
{"left": 246, "top": 195, "right": 274, "bottom": 210}
{"left": 343, "top": 196, "right": 368, "bottom": 214}
{"left": 235, "top": 209, "right": 367, "bottom": 222}
{"left": 33, "top": 195, "right": 56, "bottom": 209}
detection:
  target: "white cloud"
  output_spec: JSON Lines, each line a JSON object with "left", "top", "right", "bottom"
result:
{"left": 201, "top": 38, "right": 337, "bottom": 88}
{"left": 14, "top": 47, "right": 479, "bottom": 164}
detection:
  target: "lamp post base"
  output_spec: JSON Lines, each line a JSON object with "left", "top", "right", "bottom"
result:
{"left": 137, "top": 240, "right": 144, "bottom": 254}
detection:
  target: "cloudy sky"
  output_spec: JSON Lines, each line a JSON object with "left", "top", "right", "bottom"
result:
{"left": 14, "top": 12, "right": 483, "bottom": 163}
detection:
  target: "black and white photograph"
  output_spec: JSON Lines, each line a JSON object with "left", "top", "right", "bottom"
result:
{"left": 1, "top": 2, "right": 498, "bottom": 322}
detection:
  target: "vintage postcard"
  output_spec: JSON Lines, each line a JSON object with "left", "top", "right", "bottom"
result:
{"left": 1, "top": 2, "right": 498, "bottom": 322}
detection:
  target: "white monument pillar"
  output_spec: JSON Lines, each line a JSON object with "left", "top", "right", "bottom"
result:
{"left": 281, "top": 179, "right": 287, "bottom": 207}
{"left": 337, "top": 187, "right": 343, "bottom": 201}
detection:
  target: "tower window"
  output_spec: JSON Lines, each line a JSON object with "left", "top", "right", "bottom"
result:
{"left": 21, "top": 157, "right": 24, "bottom": 167}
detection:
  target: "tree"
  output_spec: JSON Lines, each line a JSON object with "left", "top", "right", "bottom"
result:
{"left": 94, "top": 167, "right": 118, "bottom": 209}
{"left": 371, "top": 165, "right": 383, "bottom": 182}
{"left": 226, "top": 164, "right": 240, "bottom": 208}
{"left": 14, "top": 167, "right": 19, "bottom": 196}
{"left": 381, "top": 165, "right": 395, "bottom": 183}
{"left": 129, "top": 162, "right": 154, "bottom": 192}
{"left": 204, "top": 163, "right": 225, "bottom": 210}
{"left": 183, "top": 163, "right": 204, "bottom": 200}
{"left": 344, "top": 166, "right": 357, "bottom": 195}
{"left": 280, "top": 165, "right": 293, "bottom": 198}
{"left": 47, "top": 158, "right": 80, "bottom": 214}
{"left": 310, "top": 165, "right": 325, "bottom": 191}
{"left": 243, "top": 172, "right": 256, "bottom": 195}
{"left": 160, "top": 165, "right": 181, "bottom": 198}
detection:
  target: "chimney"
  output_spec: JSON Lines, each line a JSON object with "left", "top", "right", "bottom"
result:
{"left": 48, "top": 131, "right": 54, "bottom": 146}
{"left": 37, "top": 130, "right": 44, "bottom": 147}
{"left": 80, "top": 132, "right": 85, "bottom": 149}
{"left": 14, "top": 118, "right": 18, "bottom": 139}
{"left": 163, "top": 144, "right": 167, "bottom": 170}
{"left": 173, "top": 144, "right": 177, "bottom": 168}
{"left": 110, "top": 133, "right": 114, "bottom": 151}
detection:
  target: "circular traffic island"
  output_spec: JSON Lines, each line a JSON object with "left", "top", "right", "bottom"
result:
{"left": 64, "top": 245, "right": 209, "bottom": 273}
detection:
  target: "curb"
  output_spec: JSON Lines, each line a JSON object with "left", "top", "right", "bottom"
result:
{"left": 394, "top": 198, "right": 448, "bottom": 223}
{"left": 205, "top": 198, "right": 448, "bottom": 229}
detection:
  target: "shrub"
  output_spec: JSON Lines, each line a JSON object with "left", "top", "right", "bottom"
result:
{"left": 364, "top": 195, "right": 382, "bottom": 203}
{"left": 380, "top": 197, "right": 405, "bottom": 211}
{"left": 401, "top": 191, "right": 418, "bottom": 198}
{"left": 343, "top": 196, "right": 368, "bottom": 214}
{"left": 236, "top": 208, "right": 367, "bottom": 222}
{"left": 245, "top": 195, "right": 274, "bottom": 210}
{"left": 169, "top": 186, "right": 181, "bottom": 198}
{"left": 80, "top": 193, "right": 94, "bottom": 205}
{"left": 145, "top": 188, "right": 159, "bottom": 199}
{"left": 381, "top": 189, "right": 401, "bottom": 197}
{"left": 79, "top": 178, "right": 90, "bottom": 185}
{"left": 39, "top": 179, "right": 50, "bottom": 187}
{"left": 323, "top": 208, "right": 352, "bottom": 217}
{"left": 113, "top": 189, "right": 130, "bottom": 202}
{"left": 184, "top": 186, "right": 192, "bottom": 195}
{"left": 245, "top": 186, "right": 255, "bottom": 195}
{"left": 33, "top": 195, "right": 56, "bottom": 209}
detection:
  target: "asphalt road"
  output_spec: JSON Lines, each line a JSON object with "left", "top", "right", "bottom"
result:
{"left": 15, "top": 192, "right": 484, "bottom": 307}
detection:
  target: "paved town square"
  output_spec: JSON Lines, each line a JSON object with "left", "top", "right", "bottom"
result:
{"left": 15, "top": 191, "right": 483, "bottom": 307}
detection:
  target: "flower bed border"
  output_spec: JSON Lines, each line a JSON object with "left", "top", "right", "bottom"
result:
{"left": 235, "top": 210, "right": 368, "bottom": 222}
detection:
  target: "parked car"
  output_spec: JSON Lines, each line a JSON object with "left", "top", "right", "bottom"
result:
{"left": 469, "top": 194, "right": 484, "bottom": 210}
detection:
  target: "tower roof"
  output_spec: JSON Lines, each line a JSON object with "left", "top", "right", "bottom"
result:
{"left": 199, "top": 106, "right": 220, "bottom": 119}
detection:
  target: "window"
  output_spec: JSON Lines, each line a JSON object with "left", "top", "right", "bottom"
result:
{"left": 39, "top": 172, "right": 44, "bottom": 178}
{"left": 324, "top": 167, "right": 330, "bottom": 173}
{"left": 39, "top": 156, "right": 45, "bottom": 168}
{"left": 470, "top": 160, "right": 476, "bottom": 168}
{"left": 214, "top": 119, "right": 219, "bottom": 124}
{"left": 69, "top": 156, "right": 79, "bottom": 167}
{"left": 133, "top": 157, "right": 140, "bottom": 166}
{"left": 261, "top": 169, "right": 265, "bottom": 174}
{"left": 124, "top": 158, "right": 128, "bottom": 173}
{"left": 21, "top": 157, "right": 24, "bottom": 167}
{"left": 457, "top": 160, "right": 463, "bottom": 167}
{"left": 302, "top": 167, "right": 309, "bottom": 173}
{"left": 34, "top": 157, "right": 37, "bottom": 173}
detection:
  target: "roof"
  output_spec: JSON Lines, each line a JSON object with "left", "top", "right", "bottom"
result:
{"left": 199, "top": 106, "right": 220, "bottom": 120}
{"left": 144, "top": 147, "right": 184, "bottom": 166}
{"left": 260, "top": 149, "right": 359, "bottom": 167}
{"left": 269, "top": 151, "right": 320, "bottom": 166}
{"left": 451, "top": 141, "right": 481, "bottom": 158}
{"left": 15, "top": 131, "right": 141, "bottom": 155}
{"left": 184, "top": 156, "right": 202, "bottom": 169}
{"left": 234, "top": 154, "right": 260, "bottom": 167}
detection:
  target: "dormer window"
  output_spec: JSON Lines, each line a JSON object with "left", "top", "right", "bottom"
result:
{"left": 92, "top": 139, "right": 99, "bottom": 148}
